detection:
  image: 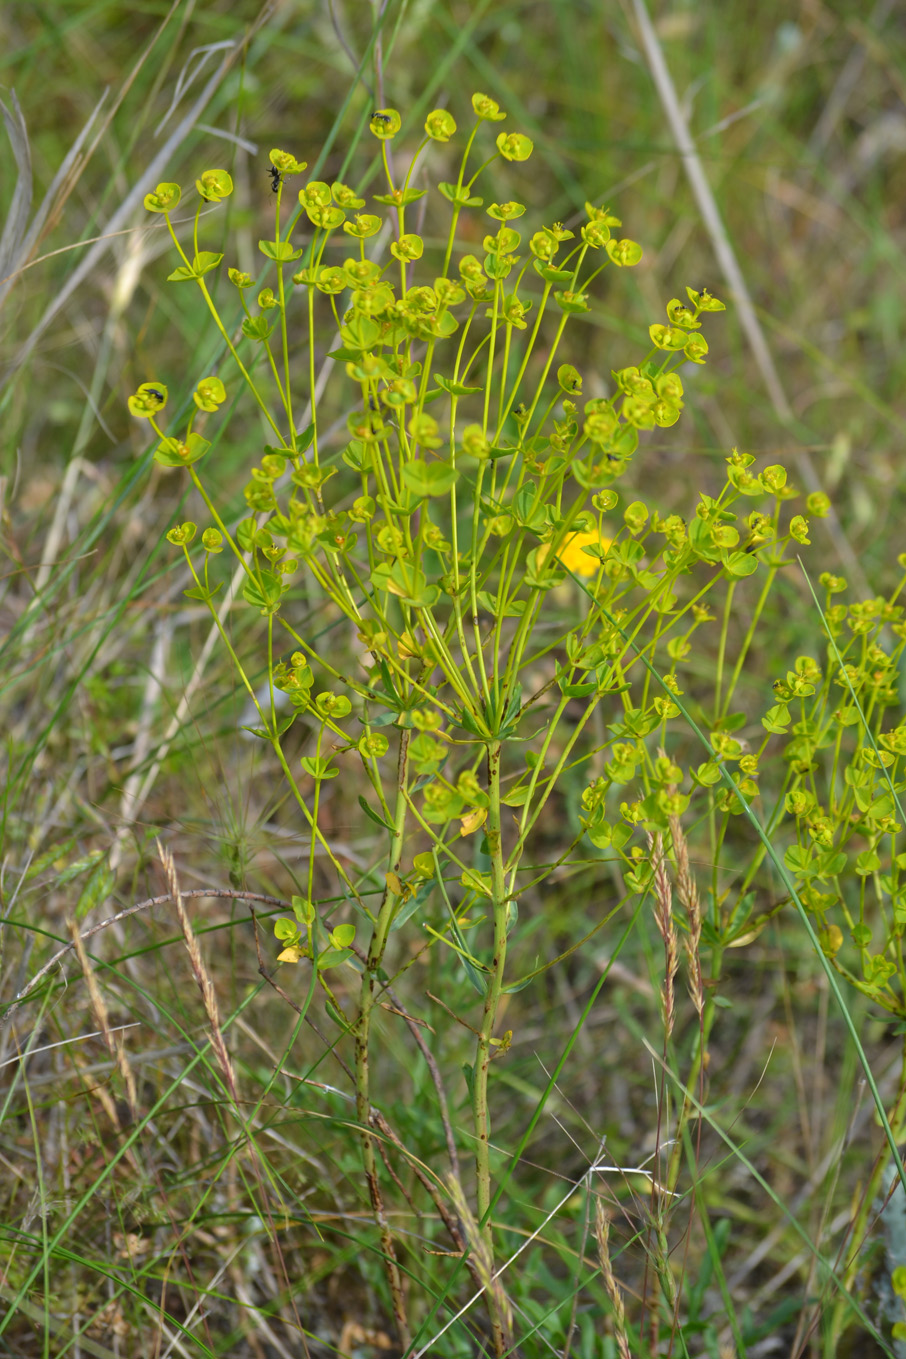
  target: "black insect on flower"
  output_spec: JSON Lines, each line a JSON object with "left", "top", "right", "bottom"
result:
{"left": 268, "top": 164, "right": 282, "bottom": 194}
{"left": 372, "top": 111, "right": 392, "bottom": 125}
{"left": 147, "top": 388, "right": 164, "bottom": 403}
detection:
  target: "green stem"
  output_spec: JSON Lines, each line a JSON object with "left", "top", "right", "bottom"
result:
{"left": 354, "top": 725, "right": 413, "bottom": 1347}
{"left": 473, "top": 738, "right": 508, "bottom": 1358}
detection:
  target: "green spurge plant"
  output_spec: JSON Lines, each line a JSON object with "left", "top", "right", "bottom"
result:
{"left": 131, "top": 92, "right": 883, "bottom": 1354}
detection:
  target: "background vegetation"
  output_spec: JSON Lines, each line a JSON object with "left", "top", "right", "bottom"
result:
{"left": 2, "top": 1, "right": 906, "bottom": 1356}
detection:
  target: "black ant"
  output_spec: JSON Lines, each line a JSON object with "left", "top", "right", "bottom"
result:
{"left": 268, "top": 164, "right": 282, "bottom": 193}
{"left": 372, "top": 111, "right": 392, "bottom": 124}
{"left": 147, "top": 388, "right": 164, "bottom": 402}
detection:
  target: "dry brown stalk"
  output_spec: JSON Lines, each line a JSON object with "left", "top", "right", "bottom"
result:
{"left": 648, "top": 832, "right": 678, "bottom": 1038}
{"left": 445, "top": 1172, "right": 514, "bottom": 1348}
{"left": 669, "top": 814, "right": 705, "bottom": 1018}
{"left": 157, "top": 841, "right": 238, "bottom": 1103}
{"left": 67, "top": 916, "right": 138, "bottom": 1120}
{"left": 594, "top": 1198, "right": 631, "bottom": 1359}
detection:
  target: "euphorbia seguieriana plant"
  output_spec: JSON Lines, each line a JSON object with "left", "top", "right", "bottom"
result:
{"left": 131, "top": 93, "right": 906, "bottom": 1353}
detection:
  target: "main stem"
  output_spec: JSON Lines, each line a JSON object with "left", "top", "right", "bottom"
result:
{"left": 474, "top": 738, "right": 508, "bottom": 1357}
{"left": 354, "top": 727, "right": 412, "bottom": 1347}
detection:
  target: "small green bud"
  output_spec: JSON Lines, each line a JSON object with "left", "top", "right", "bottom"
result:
{"left": 592, "top": 490, "right": 618, "bottom": 511}
{"left": 195, "top": 169, "right": 233, "bottom": 202}
{"left": 458, "top": 254, "right": 487, "bottom": 283}
{"left": 686, "top": 285, "right": 725, "bottom": 311}
{"left": 228, "top": 267, "right": 254, "bottom": 288}
{"left": 487, "top": 201, "right": 526, "bottom": 221}
{"left": 358, "top": 731, "right": 389, "bottom": 759}
{"left": 666, "top": 298, "right": 701, "bottom": 329}
{"left": 652, "top": 400, "right": 681, "bottom": 428}
{"left": 166, "top": 521, "right": 197, "bottom": 546}
{"left": 622, "top": 396, "right": 656, "bottom": 429}
{"left": 425, "top": 109, "right": 457, "bottom": 142}
{"left": 762, "top": 464, "right": 788, "bottom": 492}
{"left": 300, "top": 181, "right": 332, "bottom": 208}
{"left": 789, "top": 515, "right": 810, "bottom": 545}
{"left": 558, "top": 365, "right": 582, "bottom": 394}
{"left": 194, "top": 375, "right": 226, "bottom": 412}
{"left": 496, "top": 294, "right": 529, "bottom": 327}
{"left": 581, "top": 222, "right": 611, "bottom": 249}
{"left": 484, "top": 226, "right": 520, "bottom": 255}
{"left": 269, "top": 149, "right": 307, "bottom": 175}
{"left": 496, "top": 131, "right": 533, "bottom": 161}
{"left": 683, "top": 334, "right": 709, "bottom": 364}
{"left": 806, "top": 491, "right": 830, "bottom": 518}
{"left": 605, "top": 238, "right": 643, "bottom": 267}
{"left": 316, "top": 266, "right": 348, "bottom": 294}
{"left": 343, "top": 213, "right": 382, "bottom": 239}
{"left": 316, "top": 692, "right": 352, "bottom": 719}
{"left": 461, "top": 424, "right": 490, "bottom": 460}
{"left": 586, "top": 203, "right": 622, "bottom": 227}
{"left": 154, "top": 434, "right": 210, "bottom": 468}
{"left": 305, "top": 203, "right": 345, "bottom": 231}
{"left": 202, "top": 528, "right": 223, "bottom": 553}
{"left": 390, "top": 232, "right": 424, "bottom": 262}
{"left": 434, "top": 277, "right": 466, "bottom": 306}
{"left": 529, "top": 231, "right": 557, "bottom": 262}
{"left": 144, "top": 182, "right": 181, "bottom": 213}
{"left": 472, "top": 92, "right": 506, "bottom": 121}
{"left": 331, "top": 181, "right": 365, "bottom": 209}
{"left": 260, "top": 453, "right": 286, "bottom": 479}
{"left": 649, "top": 323, "right": 688, "bottom": 351}
{"left": 554, "top": 290, "right": 589, "bottom": 314}
{"left": 656, "top": 372, "right": 684, "bottom": 402}
{"left": 584, "top": 408, "right": 619, "bottom": 444}
{"left": 624, "top": 501, "right": 649, "bottom": 534}
{"left": 370, "top": 108, "right": 401, "bottom": 138}
{"left": 128, "top": 382, "right": 167, "bottom": 418}
{"left": 408, "top": 412, "right": 442, "bottom": 448}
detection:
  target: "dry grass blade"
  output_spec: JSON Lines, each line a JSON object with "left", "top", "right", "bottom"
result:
{"left": 648, "top": 831, "right": 677, "bottom": 1038}
{"left": 445, "top": 1172, "right": 514, "bottom": 1348}
{"left": 67, "top": 917, "right": 138, "bottom": 1120}
{"left": 0, "top": 89, "right": 108, "bottom": 312}
{"left": 594, "top": 1198, "right": 632, "bottom": 1359}
{"left": 157, "top": 840, "right": 238, "bottom": 1103}
{"left": 0, "top": 91, "right": 33, "bottom": 288}
{"left": 669, "top": 814, "right": 704, "bottom": 1017}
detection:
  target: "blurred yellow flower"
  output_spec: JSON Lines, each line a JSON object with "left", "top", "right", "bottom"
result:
{"left": 540, "top": 529, "right": 612, "bottom": 577}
